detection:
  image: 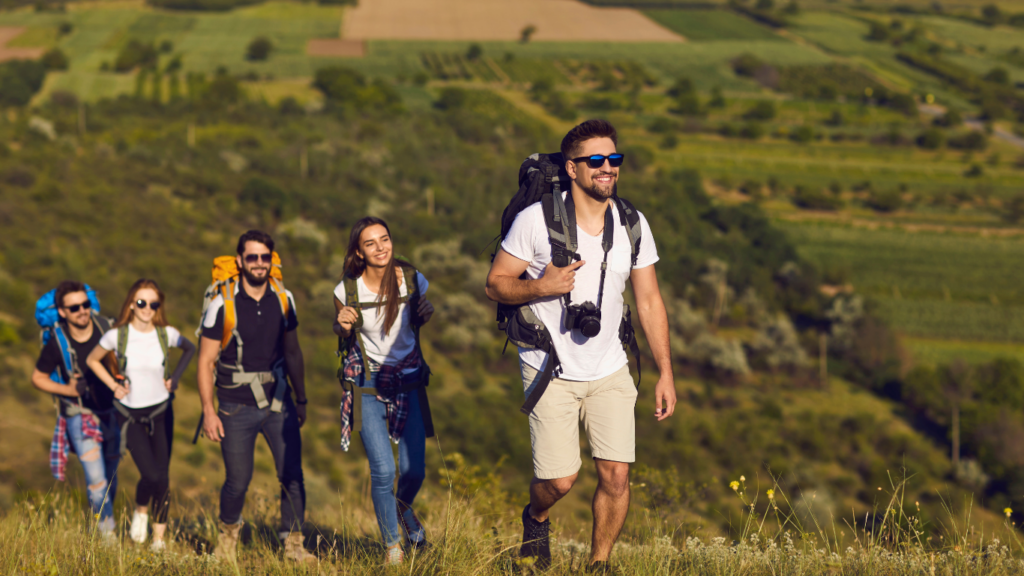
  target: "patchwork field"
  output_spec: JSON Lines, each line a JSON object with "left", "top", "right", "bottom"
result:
{"left": 642, "top": 9, "right": 781, "bottom": 41}
{"left": 341, "top": 0, "right": 684, "bottom": 43}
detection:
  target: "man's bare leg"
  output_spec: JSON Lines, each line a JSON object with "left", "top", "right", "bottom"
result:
{"left": 529, "top": 473, "right": 578, "bottom": 521}
{"left": 591, "top": 459, "right": 630, "bottom": 563}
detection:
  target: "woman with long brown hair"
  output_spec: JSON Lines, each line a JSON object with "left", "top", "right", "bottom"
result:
{"left": 333, "top": 216, "right": 435, "bottom": 565}
{"left": 86, "top": 279, "right": 195, "bottom": 551}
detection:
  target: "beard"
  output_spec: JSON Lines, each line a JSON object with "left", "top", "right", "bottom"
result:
{"left": 66, "top": 315, "right": 92, "bottom": 330}
{"left": 241, "top": 265, "right": 269, "bottom": 287}
{"left": 580, "top": 177, "right": 616, "bottom": 202}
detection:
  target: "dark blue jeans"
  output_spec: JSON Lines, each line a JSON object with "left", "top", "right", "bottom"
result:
{"left": 360, "top": 371, "right": 427, "bottom": 546}
{"left": 66, "top": 408, "right": 120, "bottom": 531}
{"left": 218, "top": 398, "right": 305, "bottom": 532}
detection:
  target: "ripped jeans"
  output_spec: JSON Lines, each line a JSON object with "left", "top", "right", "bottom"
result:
{"left": 66, "top": 410, "right": 121, "bottom": 531}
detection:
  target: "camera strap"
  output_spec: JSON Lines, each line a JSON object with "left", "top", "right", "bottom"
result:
{"left": 561, "top": 192, "right": 615, "bottom": 310}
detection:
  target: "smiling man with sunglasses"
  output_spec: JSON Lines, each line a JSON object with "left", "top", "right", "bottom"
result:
{"left": 196, "top": 230, "right": 315, "bottom": 564}
{"left": 486, "top": 119, "right": 676, "bottom": 571}
{"left": 31, "top": 280, "right": 121, "bottom": 540}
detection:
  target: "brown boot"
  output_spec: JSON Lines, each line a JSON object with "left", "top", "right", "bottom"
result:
{"left": 213, "top": 520, "right": 243, "bottom": 563}
{"left": 284, "top": 531, "right": 317, "bottom": 565}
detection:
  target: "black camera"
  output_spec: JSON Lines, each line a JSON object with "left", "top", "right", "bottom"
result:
{"left": 566, "top": 301, "right": 602, "bottom": 338}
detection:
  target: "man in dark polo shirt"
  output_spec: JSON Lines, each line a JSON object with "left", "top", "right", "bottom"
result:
{"left": 197, "top": 230, "right": 314, "bottom": 564}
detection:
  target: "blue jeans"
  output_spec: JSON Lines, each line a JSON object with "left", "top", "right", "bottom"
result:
{"left": 218, "top": 398, "right": 305, "bottom": 532}
{"left": 66, "top": 409, "right": 121, "bottom": 530}
{"left": 360, "top": 371, "right": 426, "bottom": 546}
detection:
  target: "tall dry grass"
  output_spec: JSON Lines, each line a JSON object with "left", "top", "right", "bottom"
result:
{"left": 4, "top": 461, "right": 1024, "bottom": 575}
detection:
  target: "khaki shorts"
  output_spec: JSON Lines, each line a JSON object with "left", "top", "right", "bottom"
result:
{"left": 521, "top": 362, "right": 637, "bottom": 480}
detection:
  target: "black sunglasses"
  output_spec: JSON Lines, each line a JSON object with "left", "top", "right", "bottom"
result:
{"left": 136, "top": 299, "right": 162, "bottom": 311}
{"left": 244, "top": 253, "right": 272, "bottom": 264}
{"left": 64, "top": 301, "right": 92, "bottom": 313}
{"left": 571, "top": 153, "right": 625, "bottom": 169}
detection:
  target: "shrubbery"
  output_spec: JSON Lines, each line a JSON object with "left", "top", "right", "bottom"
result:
{"left": 0, "top": 60, "right": 45, "bottom": 106}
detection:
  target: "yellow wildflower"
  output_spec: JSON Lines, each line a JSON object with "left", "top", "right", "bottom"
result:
{"left": 730, "top": 481, "right": 739, "bottom": 491}
{"left": 767, "top": 489, "right": 775, "bottom": 500}
{"left": 1005, "top": 508, "right": 1013, "bottom": 518}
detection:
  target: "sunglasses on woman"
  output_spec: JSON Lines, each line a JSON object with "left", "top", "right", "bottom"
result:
{"left": 136, "top": 299, "right": 162, "bottom": 311}
{"left": 64, "top": 301, "right": 92, "bottom": 313}
{"left": 571, "top": 153, "right": 625, "bottom": 169}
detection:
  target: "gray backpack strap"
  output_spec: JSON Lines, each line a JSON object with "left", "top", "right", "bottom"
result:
{"left": 614, "top": 196, "right": 642, "bottom": 268}
{"left": 117, "top": 325, "right": 129, "bottom": 375}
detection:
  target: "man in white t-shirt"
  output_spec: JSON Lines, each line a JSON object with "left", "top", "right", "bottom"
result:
{"left": 486, "top": 119, "right": 676, "bottom": 571}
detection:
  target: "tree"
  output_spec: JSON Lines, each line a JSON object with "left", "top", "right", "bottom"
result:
{"left": 465, "top": 43, "right": 482, "bottom": 61}
{"left": 755, "top": 0, "right": 774, "bottom": 10}
{"left": 867, "top": 21, "right": 890, "bottom": 41}
{"left": 114, "top": 39, "right": 158, "bottom": 72}
{"left": 782, "top": 1, "right": 800, "bottom": 15}
{"left": 982, "top": 3, "right": 1004, "bottom": 25}
{"left": 246, "top": 36, "right": 273, "bottom": 61}
{"left": 743, "top": 100, "right": 776, "bottom": 120}
{"left": 41, "top": 48, "right": 69, "bottom": 70}
{"left": 916, "top": 127, "right": 945, "bottom": 149}
{"left": 984, "top": 66, "right": 1010, "bottom": 85}
{"left": 520, "top": 24, "right": 537, "bottom": 44}
{"left": 708, "top": 86, "right": 725, "bottom": 108}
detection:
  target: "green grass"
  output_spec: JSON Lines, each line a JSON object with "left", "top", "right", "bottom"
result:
{"left": 785, "top": 222, "right": 1024, "bottom": 341}
{"left": 642, "top": 9, "right": 782, "bottom": 41}
{"left": 905, "top": 336, "right": 1024, "bottom": 366}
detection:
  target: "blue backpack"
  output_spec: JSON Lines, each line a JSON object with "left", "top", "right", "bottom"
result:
{"left": 35, "top": 285, "right": 108, "bottom": 385}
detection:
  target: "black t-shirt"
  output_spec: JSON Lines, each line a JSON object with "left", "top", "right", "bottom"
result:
{"left": 201, "top": 286, "right": 299, "bottom": 406}
{"left": 35, "top": 323, "right": 115, "bottom": 412}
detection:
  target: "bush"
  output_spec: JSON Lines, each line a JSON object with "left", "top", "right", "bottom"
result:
{"left": 673, "top": 92, "right": 702, "bottom": 116}
{"left": 621, "top": 144, "right": 655, "bottom": 172}
{"left": 792, "top": 185, "right": 843, "bottom": 210}
{"left": 0, "top": 60, "right": 46, "bottom": 106}
{"left": 743, "top": 100, "right": 776, "bottom": 121}
{"left": 246, "top": 36, "right": 273, "bottom": 61}
{"left": 731, "top": 53, "right": 764, "bottom": 77}
{"left": 147, "top": 0, "right": 261, "bottom": 10}
{"left": 964, "top": 164, "right": 984, "bottom": 177}
{"left": 790, "top": 125, "right": 814, "bottom": 143}
{"left": 434, "top": 87, "right": 467, "bottom": 111}
{"left": 948, "top": 131, "right": 988, "bottom": 151}
{"left": 935, "top": 109, "right": 962, "bottom": 127}
{"left": 465, "top": 43, "right": 482, "bottom": 61}
{"left": 41, "top": 48, "right": 68, "bottom": 70}
{"left": 866, "top": 189, "right": 903, "bottom": 212}
{"left": 984, "top": 66, "right": 1010, "bottom": 85}
{"left": 916, "top": 127, "right": 945, "bottom": 149}
{"left": 114, "top": 39, "right": 157, "bottom": 72}
{"left": 239, "top": 177, "right": 288, "bottom": 217}
{"left": 58, "top": 21, "right": 72, "bottom": 35}
{"left": 740, "top": 122, "right": 764, "bottom": 139}
{"left": 314, "top": 66, "right": 403, "bottom": 113}
{"left": 867, "top": 21, "right": 890, "bottom": 41}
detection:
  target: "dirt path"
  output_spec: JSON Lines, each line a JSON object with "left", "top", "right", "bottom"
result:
{"left": 341, "top": 0, "right": 684, "bottom": 42}
{"left": 0, "top": 28, "right": 46, "bottom": 62}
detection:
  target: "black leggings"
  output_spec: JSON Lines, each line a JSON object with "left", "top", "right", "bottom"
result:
{"left": 117, "top": 402, "right": 173, "bottom": 523}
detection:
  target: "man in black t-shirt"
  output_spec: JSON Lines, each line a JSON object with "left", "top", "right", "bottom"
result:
{"left": 30, "top": 280, "right": 121, "bottom": 539}
{"left": 197, "top": 230, "right": 314, "bottom": 565}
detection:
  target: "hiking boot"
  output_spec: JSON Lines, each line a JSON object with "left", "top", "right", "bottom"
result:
{"left": 384, "top": 543, "right": 404, "bottom": 566}
{"left": 400, "top": 508, "right": 429, "bottom": 550}
{"left": 520, "top": 504, "right": 551, "bottom": 570}
{"left": 129, "top": 511, "right": 148, "bottom": 544}
{"left": 283, "top": 531, "right": 317, "bottom": 565}
{"left": 213, "top": 520, "right": 243, "bottom": 563}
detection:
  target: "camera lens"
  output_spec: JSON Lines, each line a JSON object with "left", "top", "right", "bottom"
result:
{"left": 580, "top": 316, "right": 601, "bottom": 338}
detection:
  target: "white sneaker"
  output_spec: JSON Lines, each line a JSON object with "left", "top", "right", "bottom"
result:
{"left": 384, "top": 544, "right": 404, "bottom": 566}
{"left": 130, "top": 512, "right": 149, "bottom": 544}
{"left": 150, "top": 539, "right": 166, "bottom": 552}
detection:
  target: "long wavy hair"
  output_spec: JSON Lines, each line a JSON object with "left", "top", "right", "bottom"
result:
{"left": 113, "top": 279, "right": 168, "bottom": 328}
{"left": 343, "top": 217, "right": 413, "bottom": 336}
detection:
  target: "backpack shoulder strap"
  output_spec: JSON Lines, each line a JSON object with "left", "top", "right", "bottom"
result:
{"left": 220, "top": 279, "right": 238, "bottom": 351}
{"left": 156, "top": 326, "right": 170, "bottom": 380}
{"left": 542, "top": 192, "right": 578, "bottom": 268}
{"left": 50, "top": 325, "right": 74, "bottom": 383}
{"left": 268, "top": 277, "right": 291, "bottom": 323}
{"left": 614, "top": 196, "right": 642, "bottom": 268}
{"left": 117, "top": 325, "right": 129, "bottom": 374}
{"left": 343, "top": 275, "right": 364, "bottom": 330}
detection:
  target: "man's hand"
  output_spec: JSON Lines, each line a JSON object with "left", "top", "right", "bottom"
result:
{"left": 336, "top": 306, "right": 358, "bottom": 332}
{"left": 417, "top": 298, "right": 434, "bottom": 324}
{"left": 536, "top": 260, "right": 585, "bottom": 298}
{"left": 113, "top": 379, "right": 131, "bottom": 400}
{"left": 204, "top": 409, "right": 225, "bottom": 442}
{"left": 653, "top": 375, "right": 677, "bottom": 421}
{"left": 296, "top": 404, "right": 307, "bottom": 427}
{"left": 67, "top": 374, "right": 82, "bottom": 397}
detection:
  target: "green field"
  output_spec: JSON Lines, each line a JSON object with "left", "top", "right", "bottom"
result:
{"left": 643, "top": 9, "right": 782, "bottom": 41}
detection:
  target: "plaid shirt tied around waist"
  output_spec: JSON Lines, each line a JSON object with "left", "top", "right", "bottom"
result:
{"left": 50, "top": 411, "right": 103, "bottom": 481}
{"left": 340, "top": 340, "right": 423, "bottom": 452}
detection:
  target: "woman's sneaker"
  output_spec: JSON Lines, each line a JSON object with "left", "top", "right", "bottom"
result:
{"left": 520, "top": 504, "right": 551, "bottom": 570}
{"left": 129, "top": 512, "right": 149, "bottom": 544}
{"left": 385, "top": 543, "right": 404, "bottom": 566}
{"left": 400, "top": 508, "right": 429, "bottom": 550}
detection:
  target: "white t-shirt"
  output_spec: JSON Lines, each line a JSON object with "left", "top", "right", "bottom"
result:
{"left": 333, "top": 271, "right": 429, "bottom": 369}
{"left": 99, "top": 325, "right": 182, "bottom": 409}
{"left": 501, "top": 196, "right": 659, "bottom": 381}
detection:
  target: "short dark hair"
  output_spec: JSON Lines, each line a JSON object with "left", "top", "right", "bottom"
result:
{"left": 560, "top": 119, "right": 618, "bottom": 160}
{"left": 55, "top": 280, "right": 87, "bottom": 309}
{"left": 236, "top": 230, "right": 275, "bottom": 255}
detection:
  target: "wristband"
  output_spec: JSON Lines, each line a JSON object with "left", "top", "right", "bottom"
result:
{"left": 296, "top": 398, "right": 308, "bottom": 405}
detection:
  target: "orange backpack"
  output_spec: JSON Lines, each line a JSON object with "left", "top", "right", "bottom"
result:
{"left": 196, "top": 253, "right": 291, "bottom": 350}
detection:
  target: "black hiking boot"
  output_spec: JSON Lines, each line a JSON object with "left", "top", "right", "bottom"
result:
{"left": 520, "top": 504, "right": 551, "bottom": 571}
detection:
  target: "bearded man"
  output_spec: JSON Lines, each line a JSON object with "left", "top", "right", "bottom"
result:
{"left": 197, "top": 230, "right": 314, "bottom": 564}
